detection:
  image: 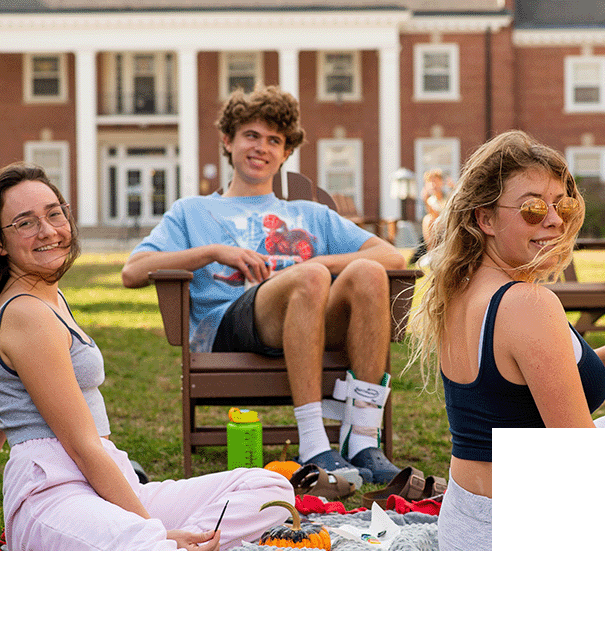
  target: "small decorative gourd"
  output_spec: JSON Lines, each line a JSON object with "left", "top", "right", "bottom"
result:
{"left": 263, "top": 440, "right": 301, "bottom": 480}
{"left": 258, "top": 500, "right": 331, "bottom": 550}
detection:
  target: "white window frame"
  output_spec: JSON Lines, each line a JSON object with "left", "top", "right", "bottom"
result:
{"left": 317, "top": 51, "right": 361, "bottom": 102}
{"left": 24, "top": 141, "right": 70, "bottom": 202}
{"left": 104, "top": 52, "right": 177, "bottom": 116}
{"left": 317, "top": 139, "right": 363, "bottom": 211}
{"left": 564, "top": 56, "right": 605, "bottom": 113}
{"left": 100, "top": 142, "right": 179, "bottom": 226}
{"left": 414, "top": 137, "right": 460, "bottom": 220}
{"left": 23, "top": 53, "right": 68, "bottom": 103}
{"left": 220, "top": 51, "right": 263, "bottom": 99}
{"left": 413, "top": 43, "right": 460, "bottom": 102}
{"left": 566, "top": 146, "right": 605, "bottom": 180}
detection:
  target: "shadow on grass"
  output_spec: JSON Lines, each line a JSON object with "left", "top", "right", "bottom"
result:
{"left": 68, "top": 301, "right": 160, "bottom": 316}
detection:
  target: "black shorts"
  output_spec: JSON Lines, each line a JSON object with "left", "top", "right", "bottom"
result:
{"left": 212, "top": 281, "right": 284, "bottom": 357}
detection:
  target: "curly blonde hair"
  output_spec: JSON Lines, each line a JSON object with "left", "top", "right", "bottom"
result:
{"left": 406, "top": 130, "right": 585, "bottom": 388}
{"left": 216, "top": 85, "right": 306, "bottom": 165}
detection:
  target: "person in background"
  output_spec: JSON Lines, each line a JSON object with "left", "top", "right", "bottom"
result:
{"left": 0, "top": 161, "right": 293, "bottom": 551}
{"left": 406, "top": 130, "right": 605, "bottom": 550}
{"left": 409, "top": 169, "right": 452, "bottom": 266}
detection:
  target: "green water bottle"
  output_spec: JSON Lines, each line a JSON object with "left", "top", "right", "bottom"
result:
{"left": 227, "top": 407, "right": 263, "bottom": 469}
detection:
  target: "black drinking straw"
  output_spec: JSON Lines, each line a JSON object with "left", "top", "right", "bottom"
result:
{"left": 213, "top": 500, "right": 229, "bottom": 532}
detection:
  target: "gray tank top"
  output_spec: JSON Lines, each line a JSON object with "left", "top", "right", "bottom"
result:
{"left": 0, "top": 292, "right": 111, "bottom": 447}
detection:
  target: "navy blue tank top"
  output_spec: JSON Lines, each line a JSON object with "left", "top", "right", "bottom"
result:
{"left": 441, "top": 281, "right": 605, "bottom": 462}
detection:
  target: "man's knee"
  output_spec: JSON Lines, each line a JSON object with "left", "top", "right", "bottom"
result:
{"left": 287, "top": 261, "right": 332, "bottom": 303}
{"left": 341, "top": 259, "right": 389, "bottom": 301}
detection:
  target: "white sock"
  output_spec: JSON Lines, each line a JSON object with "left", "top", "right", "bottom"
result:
{"left": 339, "top": 402, "right": 380, "bottom": 459}
{"left": 295, "top": 402, "right": 330, "bottom": 463}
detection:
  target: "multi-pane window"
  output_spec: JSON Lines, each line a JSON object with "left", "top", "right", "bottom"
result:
{"left": 414, "top": 44, "right": 460, "bottom": 101}
{"left": 102, "top": 143, "right": 179, "bottom": 225}
{"left": 318, "top": 139, "right": 363, "bottom": 211}
{"left": 318, "top": 52, "right": 360, "bottom": 101}
{"left": 24, "top": 142, "right": 70, "bottom": 201}
{"left": 565, "top": 57, "right": 605, "bottom": 112}
{"left": 102, "top": 52, "right": 177, "bottom": 116}
{"left": 221, "top": 52, "right": 263, "bottom": 97}
{"left": 24, "top": 54, "right": 67, "bottom": 103}
{"left": 567, "top": 147, "right": 605, "bottom": 179}
{"left": 414, "top": 137, "right": 460, "bottom": 219}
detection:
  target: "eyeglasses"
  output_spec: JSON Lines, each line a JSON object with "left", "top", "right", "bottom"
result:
{"left": 1, "top": 203, "right": 70, "bottom": 238}
{"left": 499, "top": 197, "right": 580, "bottom": 225}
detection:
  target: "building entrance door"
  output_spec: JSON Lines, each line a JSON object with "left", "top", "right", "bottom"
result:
{"left": 103, "top": 144, "right": 179, "bottom": 226}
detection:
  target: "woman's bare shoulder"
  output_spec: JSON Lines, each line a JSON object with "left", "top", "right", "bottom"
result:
{"left": 498, "top": 282, "right": 570, "bottom": 341}
{"left": 0, "top": 294, "right": 65, "bottom": 339}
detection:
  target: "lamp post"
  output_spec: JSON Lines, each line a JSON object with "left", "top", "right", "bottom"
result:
{"left": 390, "top": 168, "right": 417, "bottom": 220}
{"left": 389, "top": 168, "right": 417, "bottom": 246}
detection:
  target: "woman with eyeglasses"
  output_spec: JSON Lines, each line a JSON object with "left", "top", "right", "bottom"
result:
{"left": 406, "top": 130, "right": 605, "bottom": 551}
{"left": 0, "top": 162, "right": 293, "bottom": 551}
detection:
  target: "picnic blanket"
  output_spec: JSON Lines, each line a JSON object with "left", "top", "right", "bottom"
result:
{"left": 232, "top": 494, "right": 440, "bottom": 551}
{"left": 0, "top": 495, "right": 441, "bottom": 551}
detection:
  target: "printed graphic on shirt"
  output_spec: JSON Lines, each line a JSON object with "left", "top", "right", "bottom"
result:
{"left": 212, "top": 212, "right": 317, "bottom": 287}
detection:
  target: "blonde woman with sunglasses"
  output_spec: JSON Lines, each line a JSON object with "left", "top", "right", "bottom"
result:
{"left": 407, "top": 130, "right": 605, "bottom": 551}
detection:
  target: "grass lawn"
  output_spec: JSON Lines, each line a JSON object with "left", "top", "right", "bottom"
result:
{"left": 1, "top": 248, "right": 605, "bottom": 528}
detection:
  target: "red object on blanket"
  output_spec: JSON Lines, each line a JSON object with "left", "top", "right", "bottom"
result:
{"left": 0, "top": 530, "right": 5, "bottom": 548}
{"left": 385, "top": 495, "right": 442, "bottom": 516}
{"left": 295, "top": 495, "right": 367, "bottom": 515}
{"left": 295, "top": 494, "right": 441, "bottom": 516}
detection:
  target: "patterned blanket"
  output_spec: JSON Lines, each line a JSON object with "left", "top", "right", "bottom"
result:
{"left": 233, "top": 508, "right": 439, "bottom": 551}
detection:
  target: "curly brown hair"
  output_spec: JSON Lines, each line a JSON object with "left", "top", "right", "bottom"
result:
{"left": 0, "top": 162, "right": 80, "bottom": 292}
{"left": 216, "top": 85, "right": 306, "bottom": 165}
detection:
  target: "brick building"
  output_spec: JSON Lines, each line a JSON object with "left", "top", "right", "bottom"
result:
{"left": 0, "top": 0, "right": 604, "bottom": 244}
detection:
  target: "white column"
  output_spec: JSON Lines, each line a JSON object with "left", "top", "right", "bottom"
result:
{"left": 75, "top": 50, "right": 97, "bottom": 227}
{"left": 178, "top": 48, "right": 199, "bottom": 198}
{"left": 378, "top": 43, "right": 401, "bottom": 222}
{"left": 278, "top": 47, "right": 300, "bottom": 175}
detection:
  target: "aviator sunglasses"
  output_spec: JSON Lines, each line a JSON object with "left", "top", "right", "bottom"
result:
{"left": 498, "top": 197, "right": 580, "bottom": 225}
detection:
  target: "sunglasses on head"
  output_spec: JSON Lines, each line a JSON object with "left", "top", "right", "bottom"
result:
{"left": 498, "top": 197, "right": 580, "bottom": 225}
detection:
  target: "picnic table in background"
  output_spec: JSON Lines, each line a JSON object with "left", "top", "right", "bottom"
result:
{"left": 544, "top": 237, "right": 605, "bottom": 336}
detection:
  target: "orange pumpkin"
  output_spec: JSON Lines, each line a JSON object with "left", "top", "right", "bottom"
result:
{"left": 258, "top": 500, "right": 331, "bottom": 550}
{"left": 263, "top": 440, "right": 301, "bottom": 480}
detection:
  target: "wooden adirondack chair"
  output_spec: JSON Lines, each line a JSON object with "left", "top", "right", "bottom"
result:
{"left": 149, "top": 173, "right": 422, "bottom": 476}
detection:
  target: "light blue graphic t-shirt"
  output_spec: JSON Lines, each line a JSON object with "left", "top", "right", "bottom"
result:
{"left": 131, "top": 193, "right": 373, "bottom": 351}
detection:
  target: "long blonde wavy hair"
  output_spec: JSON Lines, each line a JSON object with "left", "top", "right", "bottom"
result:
{"left": 406, "top": 130, "right": 585, "bottom": 389}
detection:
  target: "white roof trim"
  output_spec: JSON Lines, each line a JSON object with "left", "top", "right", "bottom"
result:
{"left": 0, "top": 9, "right": 412, "bottom": 52}
{"left": 514, "top": 28, "right": 605, "bottom": 47}
{"left": 405, "top": 14, "right": 511, "bottom": 33}
{"left": 0, "top": 8, "right": 410, "bottom": 30}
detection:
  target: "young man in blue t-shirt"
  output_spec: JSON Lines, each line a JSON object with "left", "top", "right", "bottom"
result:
{"left": 122, "top": 85, "right": 406, "bottom": 484}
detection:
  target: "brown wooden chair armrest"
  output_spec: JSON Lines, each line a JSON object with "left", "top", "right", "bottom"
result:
{"left": 148, "top": 269, "right": 194, "bottom": 281}
{"left": 149, "top": 270, "right": 193, "bottom": 347}
{"left": 387, "top": 269, "right": 423, "bottom": 342}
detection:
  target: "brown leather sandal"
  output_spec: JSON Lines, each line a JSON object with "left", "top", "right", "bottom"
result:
{"left": 290, "top": 464, "right": 356, "bottom": 500}
{"left": 422, "top": 475, "right": 447, "bottom": 499}
{"left": 361, "top": 466, "right": 425, "bottom": 510}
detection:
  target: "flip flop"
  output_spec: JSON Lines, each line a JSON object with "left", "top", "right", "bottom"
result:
{"left": 290, "top": 464, "right": 356, "bottom": 500}
{"left": 298, "top": 448, "right": 372, "bottom": 486}
{"left": 361, "top": 465, "right": 425, "bottom": 510}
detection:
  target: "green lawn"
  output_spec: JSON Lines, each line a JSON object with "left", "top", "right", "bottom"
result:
{"left": 1, "top": 249, "right": 605, "bottom": 528}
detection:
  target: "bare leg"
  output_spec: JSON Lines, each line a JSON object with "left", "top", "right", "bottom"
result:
{"left": 324, "top": 258, "right": 390, "bottom": 381}
{"left": 254, "top": 262, "right": 332, "bottom": 407}
{"left": 255, "top": 263, "right": 337, "bottom": 463}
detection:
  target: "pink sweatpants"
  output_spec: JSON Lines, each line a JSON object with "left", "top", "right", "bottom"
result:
{"left": 3, "top": 437, "right": 294, "bottom": 551}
